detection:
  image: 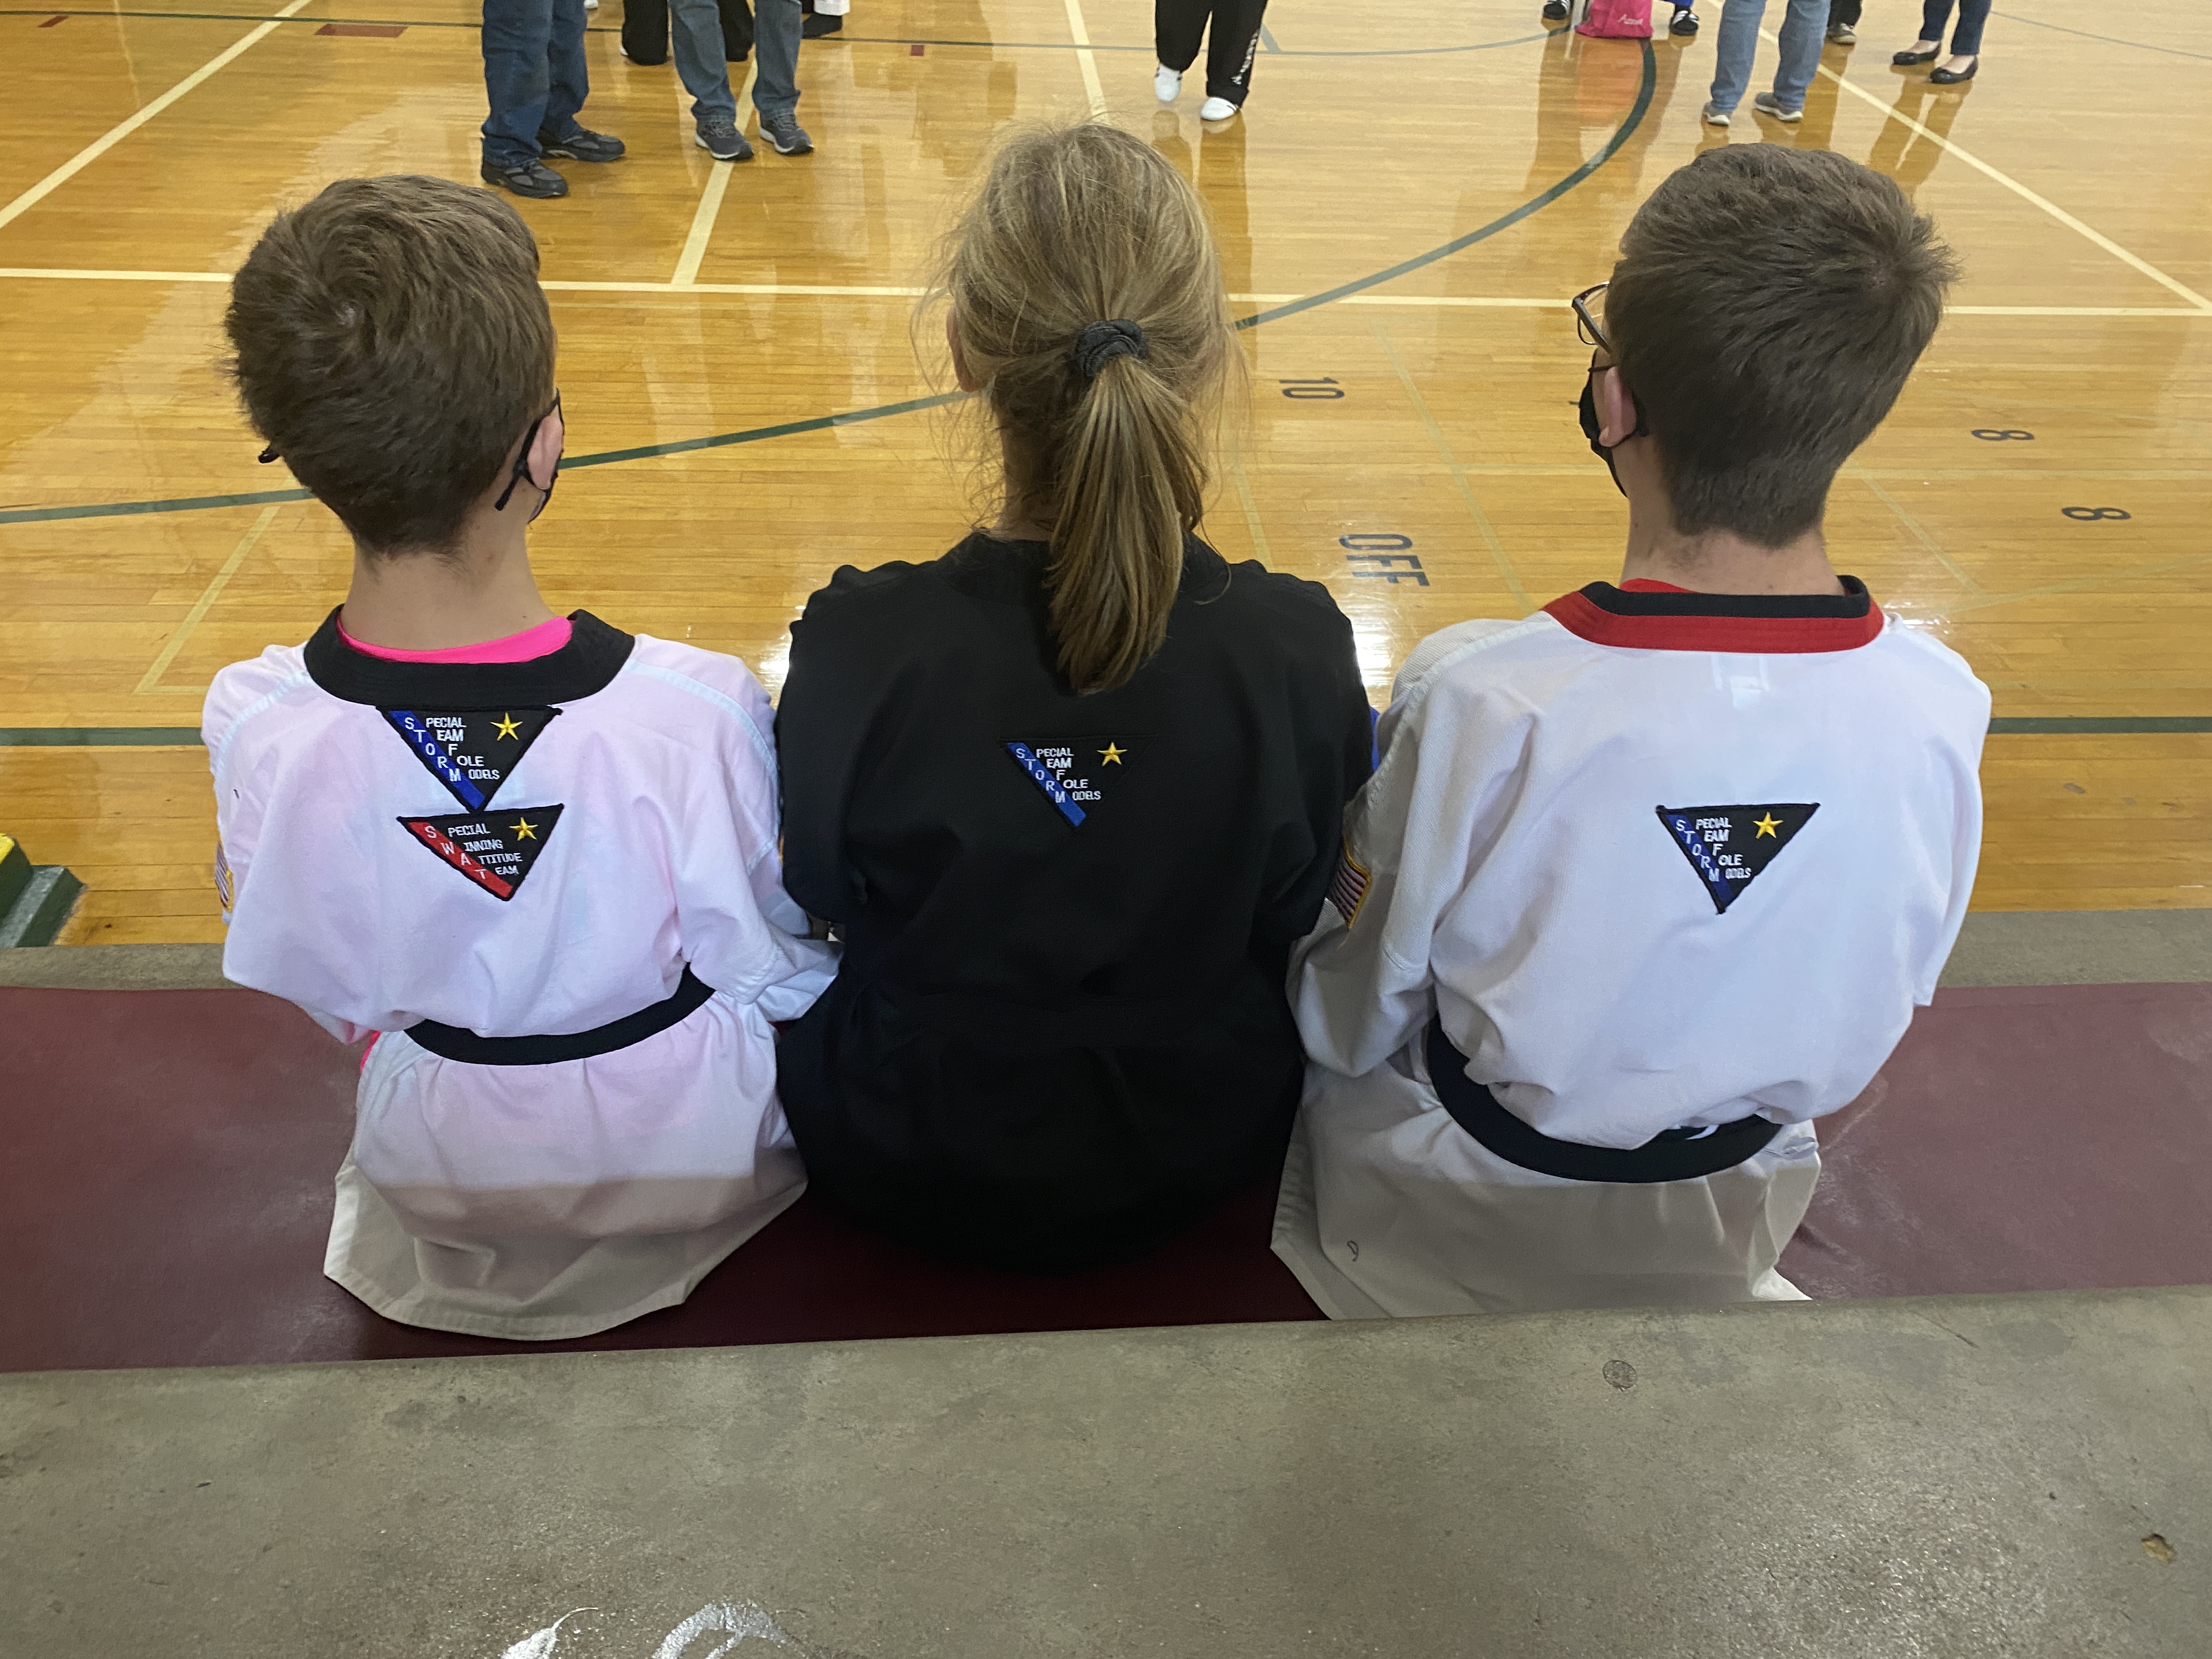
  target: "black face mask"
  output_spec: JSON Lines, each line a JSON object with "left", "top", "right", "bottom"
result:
{"left": 1578, "top": 372, "right": 1649, "bottom": 497}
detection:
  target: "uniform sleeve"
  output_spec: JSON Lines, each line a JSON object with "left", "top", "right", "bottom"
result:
{"left": 1252, "top": 594, "right": 1376, "bottom": 949}
{"left": 776, "top": 572, "right": 893, "bottom": 927}
{"left": 1912, "top": 686, "right": 1991, "bottom": 1005}
{"left": 1289, "top": 652, "right": 1536, "bottom": 1079}
{"left": 666, "top": 673, "right": 838, "bottom": 1020}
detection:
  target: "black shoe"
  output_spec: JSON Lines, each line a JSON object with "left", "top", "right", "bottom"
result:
{"left": 1892, "top": 44, "right": 1939, "bottom": 65}
{"left": 1542, "top": 1, "right": 1567, "bottom": 18}
{"left": 801, "top": 12, "right": 842, "bottom": 35}
{"left": 1670, "top": 7, "right": 1700, "bottom": 36}
{"left": 481, "top": 158, "right": 568, "bottom": 198}
{"left": 538, "top": 126, "right": 626, "bottom": 162}
{"left": 1928, "top": 57, "right": 1978, "bottom": 83}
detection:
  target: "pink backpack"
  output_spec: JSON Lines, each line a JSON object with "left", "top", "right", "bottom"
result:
{"left": 1577, "top": 0, "right": 1654, "bottom": 39}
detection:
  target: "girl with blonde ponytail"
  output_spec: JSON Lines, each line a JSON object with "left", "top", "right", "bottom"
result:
{"left": 775, "top": 123, "right": 1370, "bottom": 1271}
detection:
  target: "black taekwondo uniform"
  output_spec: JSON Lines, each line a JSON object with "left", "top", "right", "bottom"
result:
{"left": 776, "top": 532, "right": 1373, "bottom": 1270}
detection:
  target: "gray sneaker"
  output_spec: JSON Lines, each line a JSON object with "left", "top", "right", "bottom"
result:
{"left": 481, "top": 157, "right": 568, "bottom": 198}
{"left": 1753, "top": 91, "right": 1804, "bottom": 122}
{"left": 1701, "top": 102, "right": 1731, "bottom": 127}
{"left": 759, "top": 111, "right": 814, "bottom": 156}
{"left": 1826, "top": 22, "right": 1856, "bottom": 44}
{"left": 697, "top": 120, "right": 753, "bottom": 161}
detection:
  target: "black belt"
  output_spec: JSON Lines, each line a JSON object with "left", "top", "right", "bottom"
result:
{"left": 406, "top": 968, "right": 716, "bottom": 1066}
{"left": 1425, "top": 1017, "right": 1781, "bottom": 1184}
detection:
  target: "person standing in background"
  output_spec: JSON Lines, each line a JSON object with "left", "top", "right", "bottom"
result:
{"left": 621, "top": 0, "right": 814, "bottom": 155}
{"left": 1826, "top": 0, "right": 1858, "bottom": 44}
{"left": 1155, "top": 0, "right": 1267, "bottom": 123}
{"left": 1702, "top": 0, "right": 1826, "bottom": 126}
{"left": 617, "top": 0, "right": 754, "bottom": 160}
{"left": 480, "top": 0, "right": 625, "bottom": 199}
{"left": 803, "top": 0, "right": 848, "bottom": 38}
{"left": 1894, "top": 0, "right": 1990, "bottom": 83}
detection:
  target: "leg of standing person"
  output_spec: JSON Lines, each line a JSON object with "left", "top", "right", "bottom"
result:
{"left": 720, "top": 0, "right": 755, "bottom": 58}
{"left": 1757, "top": 0, "right": 1826, "bottom": 117}
{"left": 1155, "top": 0, "right": 1207, "bottom": 103}
{"left": 751, "top": 0, "right": 811, "bottom": 153}
{"left": 621, "top": 0, "right": 672, "bottom": 64}
{"left": 481, "top": 0, "right": 567, "bottom": 195}
{"left": 1826, "top": 0, "right": 1859, "bottom": 43}
{"left": 1199, "top": 0, "right": 1266, "bottom": 117}
{"left": 669, "top": 0, "right": 751, "bottom": 156}
{"left": 1930, "top": 0, "right": 1987, "bottom": 78}
{"left": 1705, "top": 0, "right": 1768, "bottom": 123}
{"left": 1898, "top": 1, "right": 1953, "bottom": 61}
{"left": 535, "top": 0, "right": 623, "bottom": 159}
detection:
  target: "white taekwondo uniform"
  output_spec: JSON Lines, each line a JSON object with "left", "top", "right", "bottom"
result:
{"left": 1273, "top": 578, "right": 1989, "bottom": 1317}
{"left": 205, "top": 611, "right": 836, "bottom": 1341}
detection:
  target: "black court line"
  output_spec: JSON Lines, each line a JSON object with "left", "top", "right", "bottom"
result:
{"left": 0, "top": 38, "right": 1654, "bottom": 527}
{"left": 1, "top": 10, "right": 1549, "bottom": 57}
{"left": 13, "top": 716, "right": 2207, "bottom": 748}
{"left": 1989, "top": 10, "right": 2212, "bottom": 63}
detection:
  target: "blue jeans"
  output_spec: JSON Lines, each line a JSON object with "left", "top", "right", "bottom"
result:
{"left": 1708, "top": 0, "right": 1826, "bottom": 114}
{"left": 481, "top": 0, "right": 591, "bottom": 166}
{"left": 625, "top": 0, "right": 799, "bottom": 121}
{"left": 1919, "top": 0, "right": 1989, "bottom": 56}
{"left": 747, "top": 0, "right": 803, "bottom": 120}
{"left": 670, "top": 0, "right": 738, "bottom": 125}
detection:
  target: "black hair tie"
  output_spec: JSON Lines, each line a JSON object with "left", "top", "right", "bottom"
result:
{"left": 1071, "top": 319, "right": 1148, "bottom": 381}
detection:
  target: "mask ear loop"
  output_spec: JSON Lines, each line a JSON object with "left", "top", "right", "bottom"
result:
{"left": 494, "top": 394, "right": 562, "bottom": 519}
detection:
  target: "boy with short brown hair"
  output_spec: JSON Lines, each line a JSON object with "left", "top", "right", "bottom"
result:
{"left": 209, "top": 175, "right": 831, "bottom": 1339}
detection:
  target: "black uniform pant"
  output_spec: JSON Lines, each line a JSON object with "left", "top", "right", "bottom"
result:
{"left": 1829, "top": 0, "right": 1861, "bottom": 24}
{"left": 1155, "top": 0, "right": 1267, "bottom": 108}
{"left": 622, "top": 0, "right": 752, "bottom": 62}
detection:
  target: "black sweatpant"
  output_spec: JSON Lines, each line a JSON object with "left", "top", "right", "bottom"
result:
{"left": 1155, "top": 0, "right": 1268, "bottom": 108}
{"left": 1829, "top": 0, "right": 1862, "bottom": 23}
{"left": 622, "top": 0, "right": 753, "bottom": 63}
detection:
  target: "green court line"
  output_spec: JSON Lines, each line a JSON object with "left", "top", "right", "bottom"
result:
{"left": 0, "top": 36, "right": 1637, "bottom": 527}
{"left": 8, "top": 716, "right": 2207, "bottom": 748}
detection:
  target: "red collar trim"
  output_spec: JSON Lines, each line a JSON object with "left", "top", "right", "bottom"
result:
{"left": 1543, "top": 577, "right": 1884, "bottom": 653}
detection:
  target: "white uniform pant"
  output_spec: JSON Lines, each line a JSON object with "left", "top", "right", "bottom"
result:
{"left": 330, "top": 991, "right": 805, "bottom": 1341}
{"left": 1272, "top": 1044, "right": 1820, "bottom": 1319}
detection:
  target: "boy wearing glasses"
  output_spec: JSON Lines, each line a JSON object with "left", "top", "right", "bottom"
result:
{"left": 205, "top": 177, "right": 833, "bottom": 1339}
{"left": 1273, "top": 147, "right": 1988, "bottom": 1317}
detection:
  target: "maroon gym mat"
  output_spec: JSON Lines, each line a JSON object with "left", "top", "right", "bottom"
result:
{"left": 1, "top": 980, "right": 2207, "bottom": 1372}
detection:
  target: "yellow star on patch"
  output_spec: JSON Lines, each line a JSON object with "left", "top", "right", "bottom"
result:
{"left": 1752, "top": 813, "right": 1782, "bottom": 838}
{"left": 492, "top": 713, "right": 522, "bottom": 740}
{"left": 510, "top": 817, "right": 538, "bottom": 841}
{"left": 1099, "top": 743, "right": 1125, "bottom": 764}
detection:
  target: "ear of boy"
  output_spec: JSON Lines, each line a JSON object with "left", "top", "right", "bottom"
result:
{"left": 338, "top": 413, "right": 563, "bottom": 653}
{"left": 1598, "top": 368, "right": 1845, "bottom": 600}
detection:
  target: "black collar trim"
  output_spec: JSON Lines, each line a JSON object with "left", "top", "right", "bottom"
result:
{"left": 941, "top": 532, "right": 1231, "bottom": 601}
{"left": 302, "top": 609, "right": 636, "bottom": 708}
{"left": 1577, "top": 575, "right": 1874, "bottom": 618}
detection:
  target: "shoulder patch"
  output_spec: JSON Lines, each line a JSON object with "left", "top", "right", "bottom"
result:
{"left": 399, "top": 805, "right": 564, "bottom": 901}
{"left": 1005, "top": 738, "right": 1129, "bottom": 827}
{"left": 381, "top": 707, "right": 559, "bottom": 811}
{"left": 1656, "top": 804, "right": 1818, "bottom": 914}
{"left": 1328, "top": 837, "right": 1372, "bottom": 925}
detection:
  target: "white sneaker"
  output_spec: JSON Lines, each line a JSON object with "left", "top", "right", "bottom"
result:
{"left": 1199, "top": 95, "right": 1238, "bottom": 121}
{"left": 1155, "top": 65, "right": 1181, "bottom": 102}
{"left": 1753, "top": 91, "right": 1803, "bottom": 121}
{"left": 1701, "top": 102, "right": 1731, "bottom": 126}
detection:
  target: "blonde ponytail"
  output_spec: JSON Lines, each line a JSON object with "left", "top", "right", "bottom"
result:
{"left": 930, "top": 123, "right": 1236, "bottom": 693}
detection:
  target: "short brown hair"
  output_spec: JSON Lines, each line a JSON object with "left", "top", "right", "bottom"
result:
{"left": 1607, "top": 146, "right": 1959, "bottom": 548}
{"left": 935, "top": 123, "right": 1237, "bottom": 695}
{"left": 224, "top": 176, "right": 556, "bottom": 555}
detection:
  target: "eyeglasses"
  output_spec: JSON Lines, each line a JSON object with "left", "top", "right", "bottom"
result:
{"left": 494, "top": 393, "right": 562, "bottom": 520}
{"left": 1571, "top": 282, "right": 1615, "bottom": 356}
{"left": 252, "top": 393, "right": 562, "bottom": 522}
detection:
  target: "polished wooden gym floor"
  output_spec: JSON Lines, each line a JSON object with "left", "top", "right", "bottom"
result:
{"left": 1, "top": 0, "right": 2207, "bottom": 942}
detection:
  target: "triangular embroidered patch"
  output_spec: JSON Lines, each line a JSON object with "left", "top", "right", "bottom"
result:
{"left": 381, "top": 707, "right": 559, "bottom": 811}
{"left": 398, "top": 804, "right": 564, "bottom": 901}
{"left": 1655, "top": 803, "right": 1819, "bottom": 914}
{"left": 1005, "top": 738, "right": 1129, "bottom": 827}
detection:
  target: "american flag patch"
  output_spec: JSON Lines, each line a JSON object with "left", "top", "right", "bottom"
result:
{"left": 1327, "top": 838, "right": 1372, "bottom": 924}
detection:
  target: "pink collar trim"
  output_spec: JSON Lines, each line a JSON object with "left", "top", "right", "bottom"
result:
{"left": 336, "top": 613, "right": 574, "bottom": 664}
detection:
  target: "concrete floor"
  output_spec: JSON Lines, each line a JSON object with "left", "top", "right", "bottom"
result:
{"left": 2, "top": 1287, "right": 2207, "bottom": 1658}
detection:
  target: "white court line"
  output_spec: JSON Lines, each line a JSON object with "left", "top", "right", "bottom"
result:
{"left": 3, "top": 268, "right": 2207, "bottom": 315}
{"left": 1061, "top": 0, "right": 1110, "bottom": 119}
{"left": 133, "top": 501, "right": 283, "bottom": 695}
{"left": 1777, "top": 32, "right": 2212, "bottom": 314}
{"left": 671, "top": 58, "right": 758, "bottom": 286}
{"left": 0, "top": 0, "right": 315, "bottom": 235}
